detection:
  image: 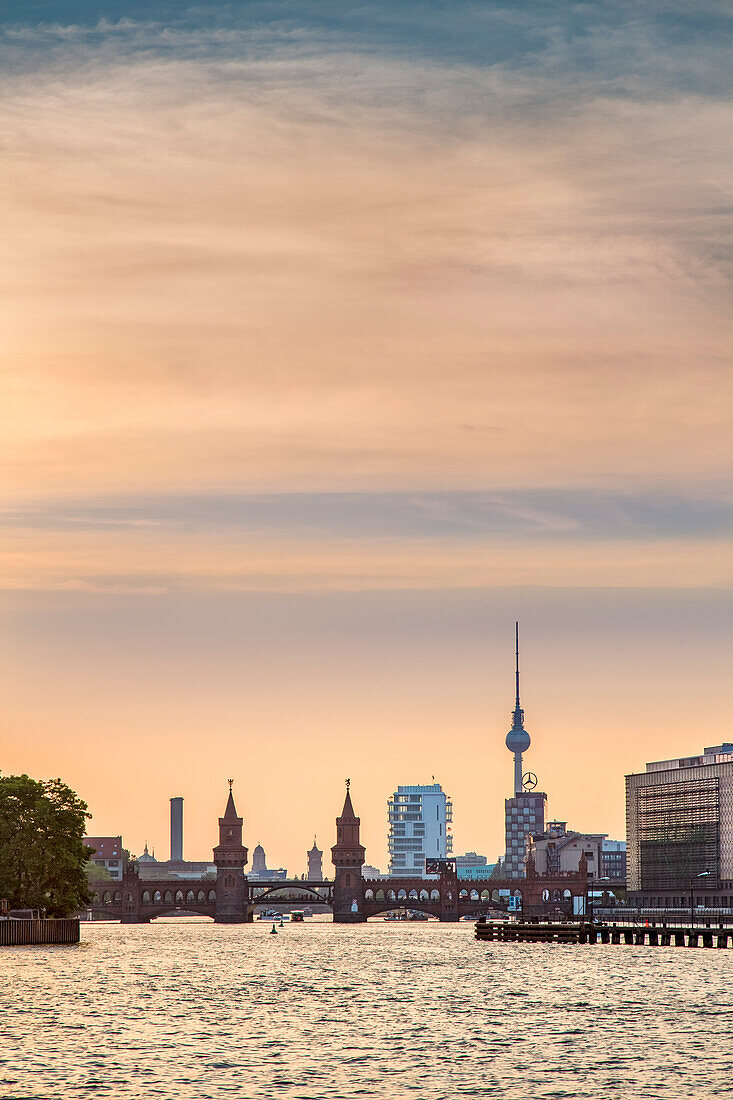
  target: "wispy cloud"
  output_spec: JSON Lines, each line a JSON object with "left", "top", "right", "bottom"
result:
{"left": 1, "top": 2, "right": 731, "bottom": 500}
{"left": 3, "top": 488, "right": 733, "bottom": 540}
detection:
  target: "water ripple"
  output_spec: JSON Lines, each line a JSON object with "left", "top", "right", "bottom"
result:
{"left": 2, "top": 920, "right": 732, "bottom": 1098}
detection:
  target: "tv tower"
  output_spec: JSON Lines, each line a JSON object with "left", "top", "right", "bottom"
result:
{"left": 505, "top": 622, "right": 531, "bottom": 795}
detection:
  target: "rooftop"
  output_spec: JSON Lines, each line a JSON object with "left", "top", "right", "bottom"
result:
{"left": 644, "top": 744, "right": 733, "bottom": 773}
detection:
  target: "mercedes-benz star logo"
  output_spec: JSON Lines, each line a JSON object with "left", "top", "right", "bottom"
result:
{"left": 522, "top": 771, "right": 538, "bottom": 791}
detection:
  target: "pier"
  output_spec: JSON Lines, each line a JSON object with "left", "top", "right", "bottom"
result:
{"left": 475, "top": 918, "right": 733, "bottom": 948}
{"left": 0, "top": 917, "right": 80, "bottom": 947}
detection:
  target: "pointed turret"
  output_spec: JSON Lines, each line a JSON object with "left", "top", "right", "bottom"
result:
{"left": 331, "top": 781, "right": 366, "bottom": 922}
{"left": 214, "top": 781, "right": 246, "bottom": 857}
{"left": 213, "top": 780, "right": 249, "bottom": 923}
{"left": 222, "top": 788, "right": 239, "bottom": 824}
{"left": 339, "top": 786, "right": 357, "bottom": 822}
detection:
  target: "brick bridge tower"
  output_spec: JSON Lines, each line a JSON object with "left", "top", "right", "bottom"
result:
{"left": 331, "top": 780, "right": 366, "bottom": 923}
{"left": 213, "top": 780, "right": 250, "bottom": 923}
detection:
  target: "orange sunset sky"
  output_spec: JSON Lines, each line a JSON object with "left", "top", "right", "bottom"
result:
{"left": 2, "top": 0, "right": 732, "bottom": 873}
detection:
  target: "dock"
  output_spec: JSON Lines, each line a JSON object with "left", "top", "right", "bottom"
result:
{"left": 0, "top": 918, "right": 80, "bottom": 947}
{"left": 475, "top": 919, "right": 733, "bottom": 948}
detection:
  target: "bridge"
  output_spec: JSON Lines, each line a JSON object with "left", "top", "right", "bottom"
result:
{"left": 87, "top": 783, "right": 590, "bottom": 923}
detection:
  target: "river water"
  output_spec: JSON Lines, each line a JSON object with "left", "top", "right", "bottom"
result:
{"left": 2, "top": 918, "right": 731, "bottom": 1099}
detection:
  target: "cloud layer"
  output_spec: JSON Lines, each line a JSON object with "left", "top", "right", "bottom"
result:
{"left": 2, "top": 2, "right": 732, "bottom": 500}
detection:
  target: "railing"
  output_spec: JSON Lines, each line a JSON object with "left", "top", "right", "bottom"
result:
{"left": 594, "top": 906, "right": 733, "bottom": 927}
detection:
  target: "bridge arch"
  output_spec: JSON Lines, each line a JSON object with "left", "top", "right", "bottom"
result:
{"left": 363, "top": 901, "right": 440, "bottom": 920}
{"left": 250, "top": 883, "right": 330, "bottom": 907}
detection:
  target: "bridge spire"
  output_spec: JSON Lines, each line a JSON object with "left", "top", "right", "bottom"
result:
{"left": 332, "top": 782, "right": 366, "bottom": 922}
{"left": 213, "top": 780, "right": 249, "bottom": 923}
{"left": 340, "top": 781, "right": 357, "bottom": 822}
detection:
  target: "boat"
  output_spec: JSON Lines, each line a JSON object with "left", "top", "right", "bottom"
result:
{"left": 291, "top": 910, "right": 305, "bottom": 923}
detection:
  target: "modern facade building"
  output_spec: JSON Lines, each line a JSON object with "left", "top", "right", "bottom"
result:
{"left": 503, "top": 624, "right": 547, "bottom": 877}
{"left": 527, "top": 822, "right": 606, "bottom": 877}
{"left": 455, "top": 852, "right": 495, "bottom": 880}
{"left": 84, "top": 836, "right": 124, "bottom": 880}
{"left": 626, "top": 744, "right": 733, "bottom": 907}
{"left": 307, "top": 839, "right": 323, "bottom": 881}
{"left": 387, "top": 783, "right": 453, "bottom": 876}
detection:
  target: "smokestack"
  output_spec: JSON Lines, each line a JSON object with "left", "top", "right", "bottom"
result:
{"left": 170, "top": 797, "right": 183, "bottom": 862}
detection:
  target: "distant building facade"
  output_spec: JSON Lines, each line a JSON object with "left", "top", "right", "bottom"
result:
{"left": 84, "top": 836, "right": 124, "bottom": 881}
{"left": 455, "top": 852, "right": 496, "bottom": 880}
{"left": 137, "top": 858, "right": 216, "bottom": 881}
{"left": 601, "top": 839, "right": 627, "bottom": 881}
{"left": 626, "top": 744, "right": 733, "bottom": 908}
{"left": 307, "top": 839, "right": 323, "bottom": 881}
{"left": 362, "top": 864, "right": 381, "bottom": 878}
{"left": 249, "top": 842, "right": 286, "bottom": 880}
{"left": 527, "top": 821, "right": 606, "bottom": 878}
{"left": 387, "top": 783, "right": 453, "bottom": 876}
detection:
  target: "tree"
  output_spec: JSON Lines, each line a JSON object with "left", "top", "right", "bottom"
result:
{"left": 0, "top": 774, "right": 91, "bottom": 916}
{"left": 86, "top": 860, "right": 114, "bottom": 884}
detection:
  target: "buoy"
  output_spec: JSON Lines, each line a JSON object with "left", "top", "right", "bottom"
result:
{"left": 279, "top": 919, "right": 284, "bottom": 927}
{"left": 270, "top": 924, "right": 277, "bottom": 934}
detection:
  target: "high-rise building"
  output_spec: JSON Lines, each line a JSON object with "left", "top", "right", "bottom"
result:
{"left": 503, "top": 624, "right": 546, "bottom": 877}
{"left": 387, "top": 783, "right": 453, "bottom": 876}
{"left": 307, "top": 838, "right": 323, "bottom": 881}
{"left": 626, "top": 744, "right": 733, "bottom": 907}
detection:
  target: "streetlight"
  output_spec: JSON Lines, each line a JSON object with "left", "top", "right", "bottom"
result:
{"left": 690, "top": 869, "right": 711, "bottom": 928}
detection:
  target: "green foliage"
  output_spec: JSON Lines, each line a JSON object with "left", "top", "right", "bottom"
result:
{"left": 0, "top": 774, "right": 91, "bottom": 916}
{"left": 85, "top": 859, "right": 114, "bottom": 884}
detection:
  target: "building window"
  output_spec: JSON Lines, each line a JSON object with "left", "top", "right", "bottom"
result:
{"left": 637, "top": 777, "right": 720, "bottom": 891}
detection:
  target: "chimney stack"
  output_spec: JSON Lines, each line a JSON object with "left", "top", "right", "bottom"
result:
{"left": 170, "top": 797, "right": 183, "bottom": 862}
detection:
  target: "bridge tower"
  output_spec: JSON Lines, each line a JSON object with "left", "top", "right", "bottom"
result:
{"left": 331, "top": 781, "right": 366, "bottom": 923}
{"left": 213, "top": 780, "right": 250, "bottom": 923}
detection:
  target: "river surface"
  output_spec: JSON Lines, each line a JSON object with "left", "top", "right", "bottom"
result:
{"left": 2, "top": 918, "right": 732, "bottom": 1099}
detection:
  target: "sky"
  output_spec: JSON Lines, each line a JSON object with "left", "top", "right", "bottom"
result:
{"left": 2, "top": 1, "right": 732, "bottom": 874}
